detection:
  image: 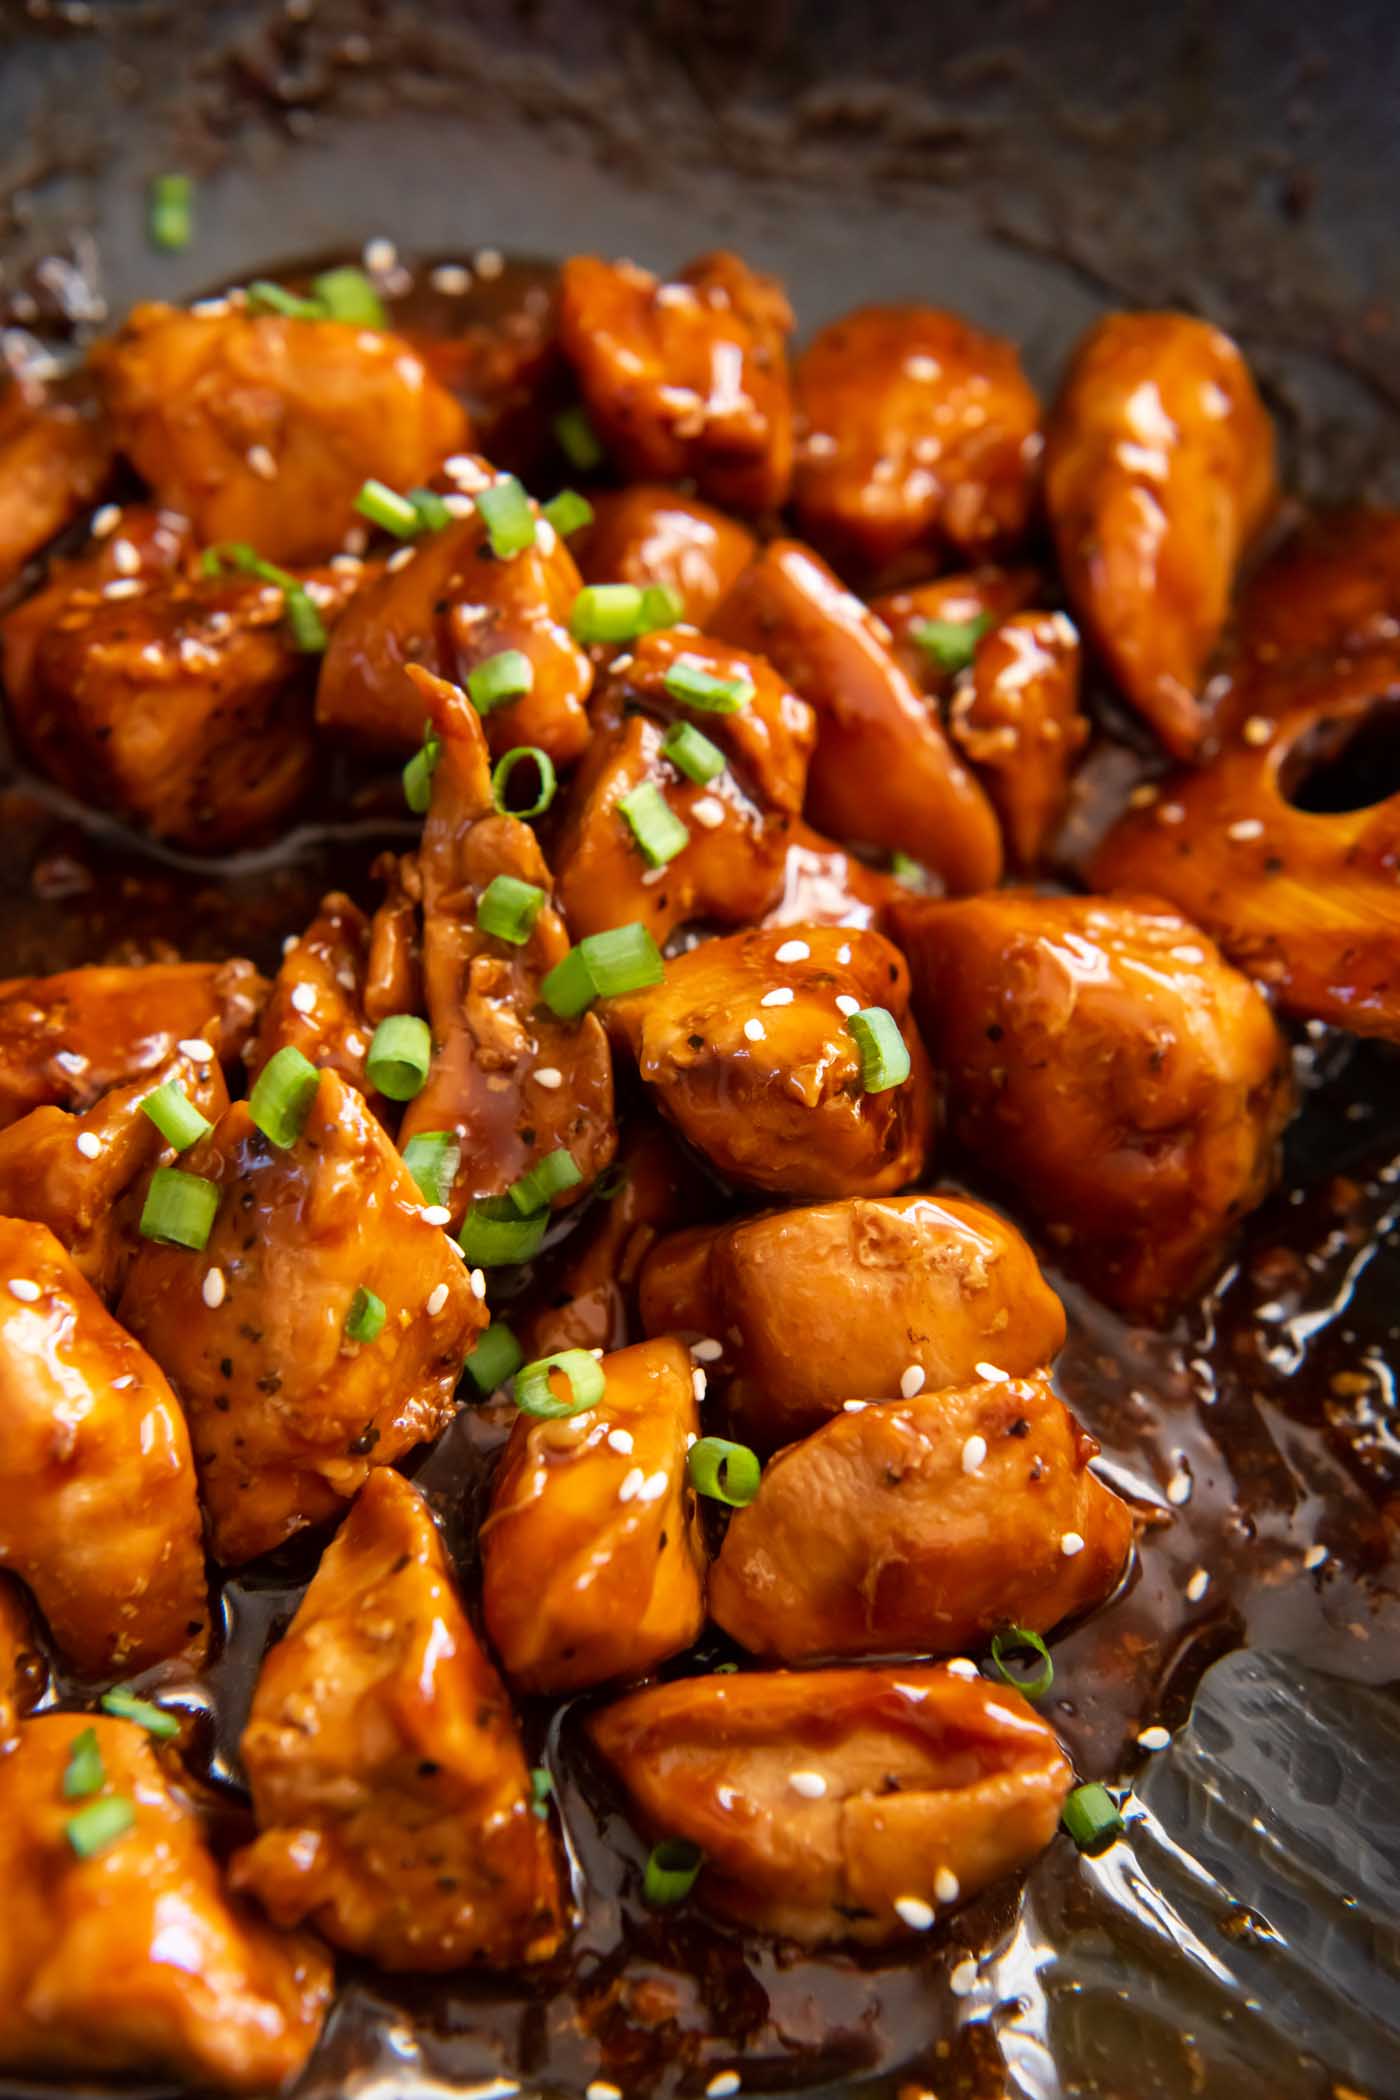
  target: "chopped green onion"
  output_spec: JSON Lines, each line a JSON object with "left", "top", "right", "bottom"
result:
{"left": 989, "top": 1626, "right": 1054, "bottom": 1701}
{"left": 285, "top": 587, "right": 328, "bottom": 654}
{"left": 476, "top": 477, "right": 536, "bottom": 559}
{"left": 355, "top": 478, "right": 423, "bottom": 539}
{"left": 514, "top": 1347, "right": 605, "bottom": 1419}
{"left": 541, "top": 924, "right": 665, "bottom": 1019}
{"left": 1061, "top": 1782, "right": 1125, "bottom": 1854}
{"left": 554, "top": 404, "right": 604, "bottom": 470}
{"left": 401, "top": 1131, "right": 461, "bottom": 1208}
{"left": 366, "top": 1014, "right": 432, "bottom": 1102}
{"left": 66, "top": 1795, "right": 134, "bottom": 1859}
{"left": 570, "top": 583, "right": 645, "bottom": 645}
{"left": 663, "top": 658, "right": 753, "bottom": 714}
{"left": 542, "top": 490, "right": 594, "bottom": 538}
{"left": 148, "top": 172, "right": 193, "bottom": 253}
{"left": 139, "top": 1081, "right": 211, "bottom": 1155}
{"left": 687, "top": 1437, "right": 762, "bottom": 1508}
{"left": 490, "top": 745, "right": 557, "bottom": 819}
{"left": 529, "top": 1765, "right": 553, "bottom": 1819}
{"left": 408, "top": 486, "right": 453, "bottom": 534}
{"left": 643, "top": 1837, "right": 703, "bottom": 1905}
{"left": 910, "top": 613, "right": 992, "bottom": 674}
{"left": 476, "top": 873, "right": 546, "bottom": 946}
{"left": 639, "top": 582, "right": 684, "bottom": 632}
{"left": 345, "top": 1285, "right": 386, "bottom": 1344}
{"left": 311, "top": 265, "right": 386, "bottom": 327}
{"left": 403, "top": 724, "right": 441, "bottom": 814}
{"left": 467, "top": 648, "right": 534, "bottom": 715}
{"left": 249, "top": 1045, "right": 321, "bottom": 1149}
{"left": 140, "top": 1166, "right": 220, "bottom": 1251}
{"left": 100, "top": 1688, "right": 180, "bottom": 1740}
{"left": 198, "top": 547, "right": 222, "bottom": 577}
{"left": 62, "top": 1727, "right": 104, "bottom": 1800}
{"left": 662, "top": 720, "right": 725, "bottom": 785}
{"left": 509, "top": 1147, "right": 582, "bottom": 1215}
{"left": 459, "top": 1196, "right": 549, "bottom": 1267}
{"left": 846, "top": 1006, "right": 912, "bottom": 1093}
{"left": 202, "top": 541, "right": 326, "bottom": 653}
{"left": 465, "top": 1321, "right": 525, "bottom": 1393}
{"left": 619, "top": 780, "right": 690, "bottom": 868}
{"left": 246, "top": 279, "right": 324, "bottom": 321}
{"left": 891, "top": 850, "right": 933, "bottom": 892}
{"left": 593, "top": 1165, "right": 630, "bottom": 1200}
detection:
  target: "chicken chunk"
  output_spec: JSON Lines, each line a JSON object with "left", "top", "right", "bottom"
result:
{"left": 1043, "top": 311, "right": 1276, "bottom": 758}
{"left": 0, "top": 374, "right": 113, "bottom": 588}
{"left": 0, "top": 1580, "right": 43, "bottom": 1747}
{"left": 713, "top": 540, "right": 1002, "bottom": 891}
{"left": 640, "top": 1193, "right": 1065, "bottom": 1450}
{"left": 317, "top": 465, "right": 593, "bottom": 766}
{"left": 395, "top": 666, "right": 616, "bottom": 1221}
{"left": 711, "top": 1370, "right": 1133, "bottom": 1662}
{"left": 232, "top": 1469, "right": 563, "bottom": 1970}
{"left": 574, "top": 484, "right": 757, "bottom": 624}
{"left": 0, "top": 1715, "right": 331, "bottom": 2091}
{"left": 119, "top": 1067, "right": 483, "bottom": 1564}
{"left": 94, "top": 300, "right": 468, "bottom": 563}
{"left": 557, "top": 251, "right": 794, "bottom": 514}
{"left": 589, "top": 1664, "right": 1072, "bottom": 1945}
{"left": 245, "top": 892, "right": 379, "bottom": 1104}
{"left": 0, "top": 959, "right": 266, "bottom": 1130}
{"left": 873, "top": 565, "right": 1043, "bottom": 691}
{"left": 0, "top": 1217, "right": 207, "bottom": 1675}
{"left": 947, "top": 612, "right": 1087, "bottom": 870}
{"left": 609, "top": 924, "right": 933, "bottom": 1200}
{"left": 762, "top": 821, "right": 903, "bottom": 933}
{"left": 791, "top": 305, "right": 1041, "bottom": 585}
{"left": 481, "top": 1338, "right": 706, "bottom": 1692}
{"left": 892, "top": 893, "right": 1294, "bottom": 1318}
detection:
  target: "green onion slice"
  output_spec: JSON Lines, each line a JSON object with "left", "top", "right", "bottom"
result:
{"left": 139, "top": 1081, "right": 211, "bottom": 1155}
{"left": 401, "top": 1131, "right": 461, "bottom": 1208}
{"left": 514, "top": 1347, "right": 605, "bottom": 1419}
{"left": 1061, "top": 1781, "right": 1125, "bottom": 1854}
{"left": 355, "top": 478, "right": 423, "bottom": 539}
{"left": 554, "top": 405, "right": 604, "bottom": 470}
{"left": 490, "top": 746, "right": 557, "bottom": 818}
{"left": 541, "top": 924, "right": 664, "bottom": 1019}
{"left": 311, "top": 264, "right": 387, "bottom": 327}
{"left": 459, "top": 1196, "right": 549, "bottom": 1268}
{"left": 100, "top": 1688, "right": 180, "bottom": 1740}
{"left": 639, "top": 582, "right": 684, "bottom": 631}
{"left": 149, "top": 172, "right": 193, "bottom": 252}
{"left": 890, "top": 850, "right": 933, "bottom": 892}
{"left": 476, "top": 873, "right": 546, "bottom": 946}
{"left": 663, "top": 658, "right": 753, "bottom": 714}
{"left": 284, "top": 587, "right": 328, "bottom": 654}
{"left": 476, "top": 477, "right": 536, "bottom": 559}
{"left": 62, "top": 1727, "right": 104, "bottom": 1800}
{"left": 467, "top": 648, "right": 534, "bottom": 715}
{"left": 542, "top": 489, "right": 594, "bottom": 538}
{"left": 846, "top": 1006, "right": 912, "bottom": 1093}
{"left": 408, "top": 486, "right": 453, "bottom": 534}
{"left": 989, "top": 1625, "right": 1054, "bottom": 1701}
{"left": 687, "top": 1437, "right": 762, "bottom": 1508}
{"left": 403, "top": 722, "right": 441, "bottom": 815}
{"left": 139, "top": 1166, "right": 220, "bottom": 1251}
{"left": 246, "top": 279, "right": 324, "bottom": 321}
{"left": 509, "top": 1147, "right": 582, "bottom": 1216}
{"left": 529, "top": 1765, "right": 553, "bottom": 1819}
{"left": 569, "top": 582, "right": 644, "bottom": 645}
{"left": 366, "top": 1014, "right": 432, "bottom": 1102}
{"left": 249, "top": 1044, "right": 321, "bottom": 1149}
{"left": 910, "top": 613, "right": 992, "bottom": 674}
{"left": 618, "top": 780, "right": 690, "bottom": 868}
{"left": 66, "top": 1795, "right": 135, "bottom": 1859}
{"left": 662, "top": 720, "right": 726, "bottom": 785}
{"left": 345, "top": 1285, "right": 386, "bottom": 1344}
{"left": 643, "top": 1836, "right": 703, "bottom": 1905}
{"left": 465, "top": 1321, "right": 525, "bottom": 1394}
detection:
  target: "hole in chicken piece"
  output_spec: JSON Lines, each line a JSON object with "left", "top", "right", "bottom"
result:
{"left": 1281, "top": 693, "right": 1400, "bottom": 814}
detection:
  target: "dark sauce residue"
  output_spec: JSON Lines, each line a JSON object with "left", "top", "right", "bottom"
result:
{"left": 3, "top": 254, "right": 1398, "bottom": 2100}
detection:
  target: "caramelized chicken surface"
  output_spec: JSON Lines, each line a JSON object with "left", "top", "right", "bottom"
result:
{"left": 232, "top": 1468, "right": 562, "bottom": 1970}
{"left": 640, "top": 1192, "right": 1065, "bottom": 1450}
{"left": 245, "top": 891, "right": 379, "bottom": 1104}
{"left": 948, "top": 612, "right": 1087, "bottom": 870}
{"left": 893, "top": 893, "right": 1294, "bottom": 1318}
{"left": 0, "top": 1217, "right": 207, "bottom": 1676}
{"left": 589, "top": 1664, "right": 1072, "bottom": 1945}
{"left": 574, "top": 484, "right": 757, "bottom": 623}
{"left": 0, "top": 1578, "right": 44, "bottom": 1747}
{"left": 119, "top": 1067, "right": 482, "bottom": 1564}
{"left": 0, "top": 1715, "right": 331, "bottom": 2091}
{"left": 763, "top": 820, "right": 904, "bottom": 932}
{"left": 0, "top": 375, "right": 112, "bottom": 588}
{"left": 873, "top": 565, "right": 1043, "bottom": 688}
{"left": 610, "top": 923, "right": 933, "bottom": 1199}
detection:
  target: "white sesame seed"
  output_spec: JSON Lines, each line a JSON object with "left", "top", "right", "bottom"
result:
{"left": 607, "top": 1428, "right": 634, "bottom": 1455}
{"left": 202, "top": 1268, "right": 226, "bottom": 1309}
{"left": 1127, "top": 782, "right": 1159, "bottom": 809}
{"left": 686, "top": 1431, "right": 697, "bottom": 1448}
{"left": 692, "top": 1368, "right": 708, "bottom": 1402}
{"left": 1158, "top": 801, "right": 1185, "bottom": 825}
{"left": 775, "top": 939, "right": 811, "bottom": 963}
{"left": 637, "top": 1469, "right": 669, "bottom": 1502}
{"left": 1303, "top": 1543, "right": 1328, "bottom": 1570}
{"left": 949, "top": 1955, "right": 978, "bottom": 1997}
{"left": 743, "top": 1018, "right": 765, "bottom": 1042}
{"left": 835, "top": 994, "right": 860, "bottom": 1017}
{"left": 75, "top": 1131, "right": 101, "bottom": 1159}
{"left": 54, "top": 1050, "right": 88, "bottom": 1076}
{"left": 532, "top": 1067, "right": 564, "bottom": 1089}
{"left": 282, "top": 935, "right": 299, "bottom": 956}
{"left": 1242, "top": 714, "right": 1274, "bottom": 747}
{"left": 8, "top": 1279, "right": 40, "bottom": 1302}
{"left": 788, "top": 1769, "right": 827, "bottom": 1798}
{"left": 961, "top": 1434, "right": 988, "bottom": 1474}
{"left": 387, "top": 545, "right": 416, "bottom": 573}
{"left": 431, "top": 263, "right": 472, "bottom": 295}
{"left": 760, "top": 986, "right": 794, "bottom": 1007}
{"left": 704, "top": 2077, "right": 740, "bottom": 2100}
{"left": 974, "top": 1361, "right": 1009, "bottom": 1383}
{"left": 590, "top": 1348, "right": 605, "bottom": 1359}
{"left": 1060, "top": 1531, "right": 1085, "bottom": 1557}
{"left": 442, "top": 491, "right": 475, "bottom": 517}
{"left": 690, "top": 795, "right": 726, "bottom": 829}
{"left": 894, "top": 1896, "right": 935, "bottom": 1931}
{"left": 1227, "top": 817, "right": 1264, "bottom": 842}
{"left": 421, "top": 1206, "right": 452, "bottom": 1228}
{"left": 178, "top": 1038, "right": 213, "bottom": 1061}
{"left": 336, "top": 968, "right": 357, "bottom": 991}
{"left": 586, "top": 2086, "right": 623, "bottom": 2100}
{"left": 443, "top": 453, "right": 485, "bottom": 487}
{"left": 345, "top": 1032, "right": 366, "bottom": 1057}
{"left": 111, "top": 1374, "right": 135, "bottom": 1390}
{"left": 364, "top": 236, "right": 398, "bottom": 274}
{"left": 1185, "top": 1567, "right": 1210, "bottom": 1603}
{"left": 1137, "top": 1725, "right": 1171, "bottom": 1751}
{"left": 1165, "top": 1469, "right": 1192, "bottom": 1505}
{"left": 474, "top": 246, "right": 504, "bottom": 279}
{"left": 945, "top": 1658, "right": 979, "bottom": 1680}
{"left": 91, "top": 503, "right": 121, "bottom": 538}
{"left": 426, "top": 1282, "right": 450, "bottom": 1317}
{"left": 934, "top": 1866, "right": 961, "bottom": 1904}
{"left": 617, "top": 1467, "right": 645, "bottom": 1503}
{"left": 111, "top": 537, "right": 140, "bottom": 575}
{"left": 639, "top": 866, "right": 668, "bottom": 888}
{"left": 289, "top": 981, "right": 316, "bottom": 1015}
{"left": 842, "top": 1399, "right": 869, "bottom": 1412}
{"left": 691, "top": 1337, "right": 723, "bottom": 1362}
{"left": 899, "top": 1364, "right": 925, "bottom": 1399}
{"left": 469, "top": 1267, "right": 487, "bottom": 1299}
{"left": 247, "top": 444, "right": 277, "bottom": 481}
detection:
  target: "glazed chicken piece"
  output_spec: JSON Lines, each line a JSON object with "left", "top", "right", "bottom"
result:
{"left": 0, "top": 1715, "right": 331, "bottom": 2091}
{"left": 873, "top": 565, "right": 1043, "bottom": 689}
{"left": 947, "top": 612, "right": 1087, "bottom": 871}
{"left": 0, "top": 958, "right": 266, "bottom": 1130}
{"left": 710, "top": 1369, "right": 1133, "bottom": 1662}
{"left": 892, "top": 893, "right": 1294, "bottom": 1319}
{"left": 640, "top": 1192, "right": 1065, "bottom": 1450}
{"left": 589, "top": 1664, "right": 1072, "bottom": 1945}
{"left": 1043, "top": 311, "right": 1276, "bottom": 759}
{"left": 245, "top": 892, "right": 379, "bottom": 1105}
{"left": 0, "top": 1580, "right": 43, "bottom": 1747}
{"left": 0, "top": 1217, "right": 208, "bottom": 1675}
{"left": 119, "top": 1066, "right": 483, "bottom": 1565}
{"left": 763, "top": 821, "right": 904, "bottom": 933}
{"left": 554, "top": 628, "right": 814, "bottom": 943}
{"left": 0, "top": 1039, "right": 229, "bottom": 1299}
{"left": 364, "top": 849, "right": 424, "bottom": 1022}
{"left": 481, "top": 1338, "right": 706, "bottom": 1693}
{"left": 557, "top": 251, "right": 794, "bottom": 514}
{"left": 0, "top": 373, "right": 113, "bottom": 588}
{"left": 609, "top": 923, "right": 933, "bottom": 1200}
{"left": 573, "top": 485, "right": 757, "bottom": 625}
{"left": 316, "top": 462, "right": 592, "bottom": 765}
{"left": 232, "top": 1469, "right": 563, "bottom": 1971}
{"left": 94, "top": 300, "right": 468, "bottom": 563}
{"left": 791, "top": 305, "right": 1042, "bottom": 586}
{"left": 713, "top": 540, "right": 1002, "bottom": 891}
{"left": 395, "top": 666, "right": 616, "bottom": 1222}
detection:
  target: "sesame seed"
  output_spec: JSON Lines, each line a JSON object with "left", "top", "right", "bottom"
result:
{"left": 282, "top": 935, "right": 299, "bottom": 956}
{"left": 1242, "top": 714, "right": 1274, "bottom": 746}
{"left": 586, "top": 2086, "right": 622, "bottom": 2100}
{"left": 607, "top": 1428, "right": 634, "bottom": 1455}
{"left": 469, "top": 1268, "right": 487, "bottom": 1299}
{"left": 103, "top": 577, "right": 144, "bottom": 603}
{"left": 1060, "top": 1531, "right": 1085, "bottom": 1557}
{"left": 364, "top": 236, "right": 398, "bottom": 274}
{"left": 387, "top": 546, "right": 416, "bottom": 573}
{"left": 1137, "top": 1725, "right": 1171, "bottom": 1751}
{"left": 54, "top": 1050, "right": 88, "bottom": 1076}
{"left": 8, "top": 1279, "right": 40, "bottom": 1302}
{"left": 475, "top": 246, "right": 505, "bottom": 279}
{"left": 934, "top": 1867, "right": 961, "bottom": 1904}
{"left": 1185, "top": 1567, "right": 1210, "bottom": 1603}
{"left": 637, "top": 1469, "right": 669, "bottom": 1502}
{"left": 247, "top": 444, "right": 277, "bottom": 480}
{"left": 421, "top": 1206, "right": 452, "bottom": 1228}
{"left": 532, "top": 1067, "right": 564, "bottom": 1090}
{"left": 788, "top": 1769, "right": 827, "bottom": 1798}
{"left": 289, "top": 982, "right": 316, "bottom": 1015}
{"left": 690, "top": 795, "right": 726, "bottom": 829}
{"left": 1157, "top": 801, "right": 1185, "bottom": 825}
{"left": 75, "top": 1131, "right": 101, "bottom": 1160}
{"left": 90, "top": 503, "right": 121, "bottom": 537}
{"left": 1127, "top": 782, "right": 1159, "bottom": 809}
{"left": 1165, "top": 1468, "right": 1192, "bottom": 1505}
{"left": 442, "top": 491, "right": 475, "bottom": 517}
{"left": 431, "top": 263, "right": 472, "bottom": 295}
{"left": 705, "top": 2077, "right": 740, "bottom": 2100}
{"left": 691, "top": 1338, "right": 723, "bottom": 1362}
{"left": 345, "top": 1033, "right": 366, "bottom": 1057}
{"left": 743, "top": 1018, "right": 765, "bottom": 1042}
{"left": 111, "top": 537, "right": 140, "bottom": 575}
{"left": 835, "top": 994, "right": 860, "bottom": 1016}
{"left": 775, "top": 939, "right": 811, "bottom": 963}
{"left": 945, "top": 1658, "right": 979, "bottom": 1680}
{"left": 111, "top": 1374, "right": 135, "bottom": 1390}
{"left": 950, "top": 1955, "right": 978, "bottom": 1997}
{"left": 961, "top": 1434, "right": 988, "bottom": 1473}
{"left": 617, "top": 1467, "right": 645, "bottom": 1503}
{"left": 760, "top": 986, "right": 794, "bottom": 1007}
{"left": 837, "top": 944, "right": 852, "bottom": 965}
{"left": 590, "top": 1348, "right": 605, "bottom": 1359}
{"left": 1303, "top": 1543, "right": 1328, "bottom": 1570}
{"left": 894, "top": 1895, "right": 935, "bottom": 1931}
{"left": 975, "top": 1361, "right": 1009, "bottom": 1383}
{"left": 202, "top": 1268, "right": 226, "bottom": 1309}
{"left": 899, "top": 1364, "right": 925, "bottom": 1399}
{"left": 178, "top": 1037, "right": 214, "bottom": 1060}
{"left": 692, "top": 1368, "right": 708, "bottom": 1401}
{"left": 426, "top": 1282, "right": 450, "bottom": 1317}
{"left": 1227, "top": 817, "right": 1264, "bottom": 842}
